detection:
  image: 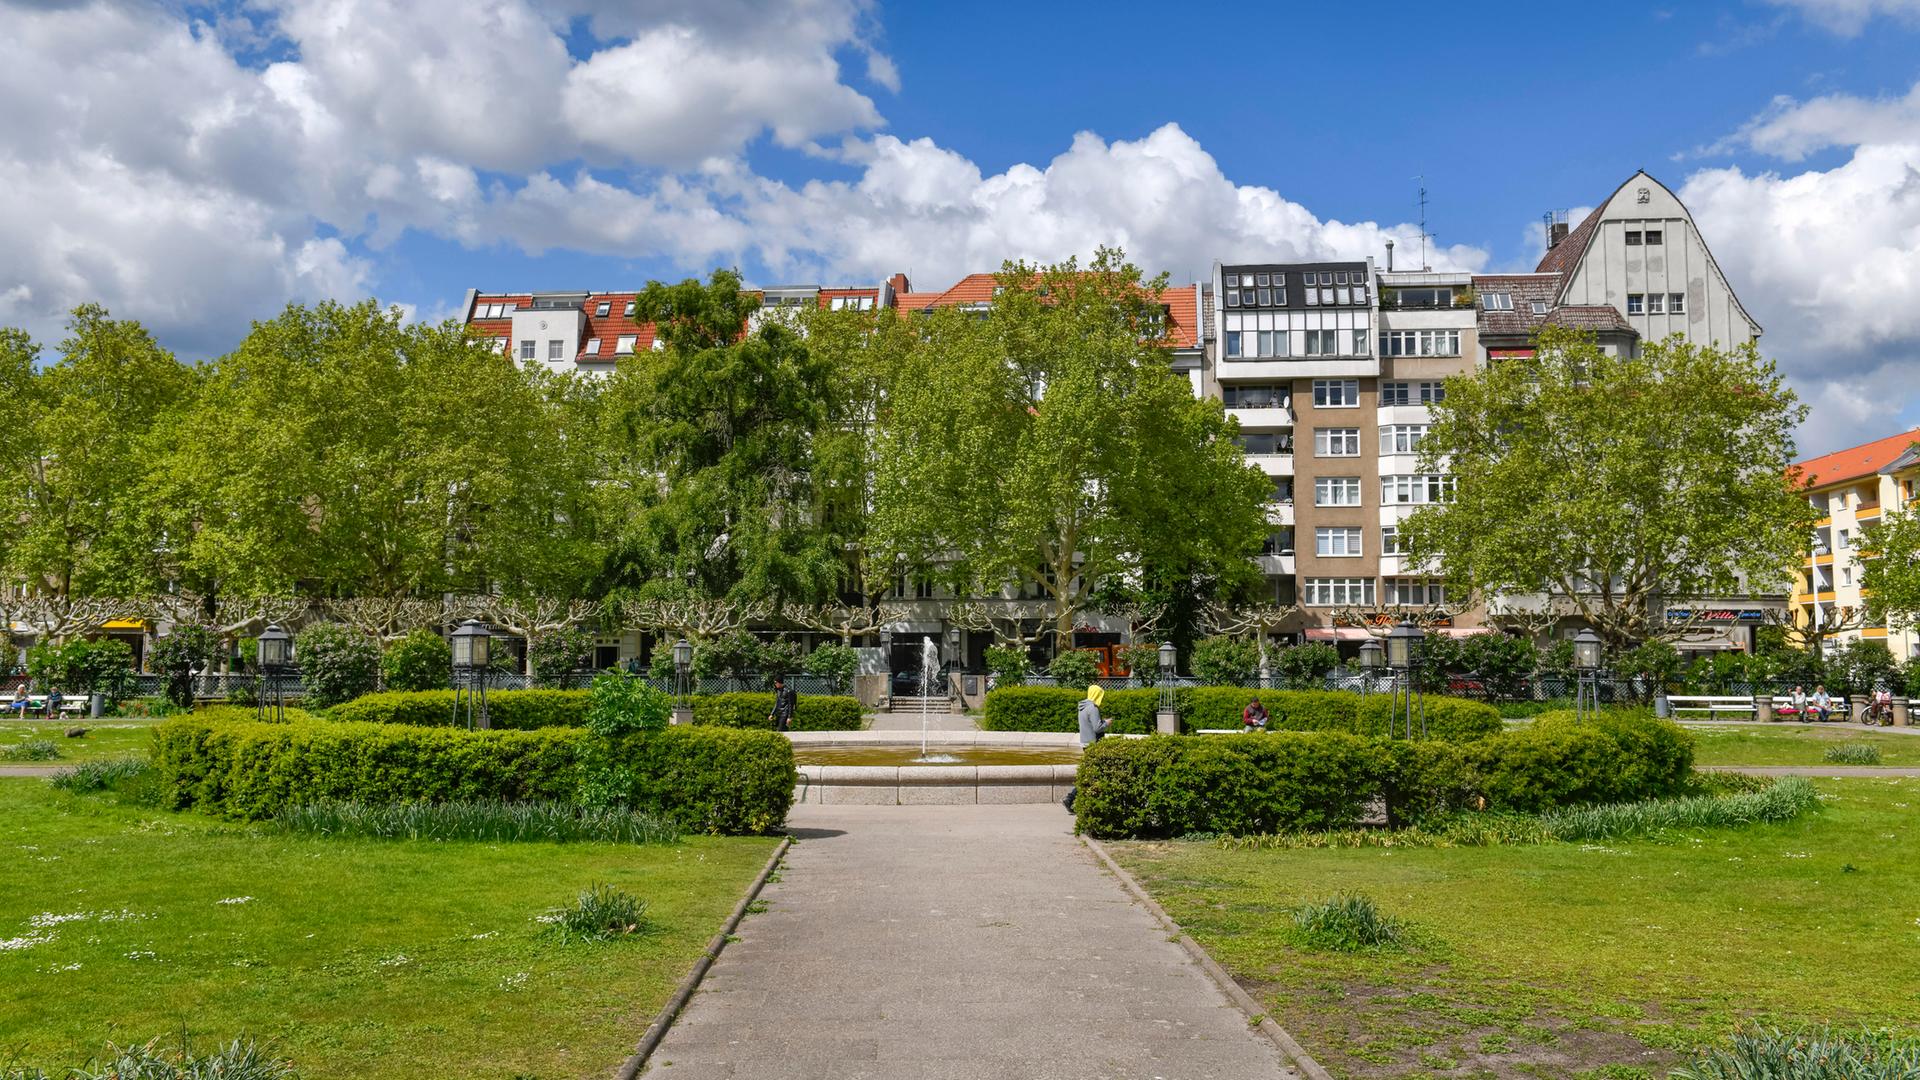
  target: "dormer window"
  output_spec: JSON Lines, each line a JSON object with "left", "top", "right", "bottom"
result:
{"left": 584, "top": 338, "right": 600, "bottom": 356}
{"left": 1530, "top": 301, "right": 1549, "bottom": 315}
{"left": 1482, "top": 292, "right": 1513, "bottom": 311}
{"left": 595, "top": 301, "right": 611, "bottom": 317}
{"left": 623, "top": 301, "right": 636, "bottom": 317}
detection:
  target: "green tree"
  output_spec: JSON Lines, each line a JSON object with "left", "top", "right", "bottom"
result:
{"left": 870, "top": 250, "right": 1270, "bottom": 647}
{"left": 529, "top": 626, "right": 596, "bottom": 685}
{"left": 801, "top": 643, "right": 858, "bottom": 692}
{"left": 295, "top": 623, "right": 381, "bottom": 707}
{"left": 1859, "top": 498, "right": 1920, "bottom": 633}
{"left": 597, "top": 271, "right": 844, "bottom": 607}
{"left": 381, "top": 629, "right": 451, "bottom": 692}
{"left": 1400, "top": 328, "right": 1816, "bottom": 650}
{"left": 149, "top": 624, "right": 219, "bottom": 709}
{"left": 1190, "top": 636, "right": 1259, "bottom": 686}
{"left": 1272, "top": 642, "right": 1339, "bottom": 689}
{"left": 1457, "top": 633, "right": 1540, "bottom": 701}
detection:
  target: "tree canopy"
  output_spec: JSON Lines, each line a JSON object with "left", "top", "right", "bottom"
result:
{"left": 1399, "top": 327, "right": 1815, "bottom": 649}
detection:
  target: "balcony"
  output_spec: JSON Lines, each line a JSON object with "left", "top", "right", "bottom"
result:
{"left": 1264, "top": 502, "right": 1294, "bottom": 526}
{"left": 1256, "top": 553, "right": 1296, "bottom": 576}
{"left": 1246, "top": 453, "right": 1294, "bottom": 477}
{"left": 1226, "top": 404, "right": 1295, "bottom": 429}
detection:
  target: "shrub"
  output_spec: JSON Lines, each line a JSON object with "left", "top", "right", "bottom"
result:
{"left": 1074, "top": 732, "right": 1392, "bottom": 838}
{"left": 150, "top": 715, "right": 792, "bottom": 834}
{"left": 1534, "top": 709, "right": 1695, "bottom": 799}
{"left": 380, "top": 629, "right": 450, "bottom": 692}
{"left": 1047, "top": 650, "right": 1100, "bottom": 690}
{"left": 149, "top": 623, "right": 218, "bottom": 709}
{"left": 274, "top": 799, "right": 678, "bottom": 844}
{"left": 801, "top": 643, "right": 858, "bottom": 692}
{"left": 688, "top": 692, "right": 864, "bottom": 731}
{"left": 1289, "top": 893, "right": 1408, "bottom": 952}
{"left": 1177, "top": 687, "right": 1503, "bottom": 743}
{"left": 980, "top": 686, "right": 1157, "bottom": 734}
{"left": 1190, "top": 635, "right": 1258, "bottom": 685}
{"left": 192, "top": 704, "right": 316, "bottom": 725}
{"left": 28, "top": 638, "right": 137, "bottom": 703}
{"left": 1272, "top": 642, "right": 1339, "bottom": 689}
{"left": 1456, "top": 633, "right": 1539, "bottom": 700}
{"left": 585, "top": 672, "right": 669, "bottom": 736}
{"left": 530, "top": 627, "right": 596, "bottom": 686}
{"left": 1539, "top": 776, "right": 1819, "bottom": 841}
{"left": 1672, "top": 1024, "right": 1920, "bottom": 1080}
{"left": 544, "top": 883, "right": 649, "bottom": 943}
{"left": 1616, "top": 639, "right": 1683, "bottom": 696}
{"left": 294, "top": 623, "right": 381, "bottom": 707}
{"left": 1115, "top": 642, "right": 1163, "bottom": 685}
{"left": 47, "top": 757, "right": 149, "bottom": 793}
{"left": 329, "top": 689, "right": 588, "bottom": 729}
{"left": 1469, "top": 712, "right": 1692, "bottom": 813}
{"left": 0, "top": 738, "right": 61, "bottom": 761}
{"left": 2, "top": 1036, "right": 296, "bottom": 1080}
{"left": 1825, "top": 742, "right": 1882, "bottom": 765}
{"left": 984, "top": 645, "right": 1029, "bottom": 687}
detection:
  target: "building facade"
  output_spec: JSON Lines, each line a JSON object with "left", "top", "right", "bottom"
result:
{"left": 1791, "top": 430, "right": 1920, "bottom": 660}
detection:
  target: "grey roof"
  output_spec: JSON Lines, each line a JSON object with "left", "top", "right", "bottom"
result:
{"left": 1471, "top": 274, "right": 1564, "bottom": 338}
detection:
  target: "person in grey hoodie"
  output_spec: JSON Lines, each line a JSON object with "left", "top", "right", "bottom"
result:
{"left": 1064, "top": 684, "right": 1109, "bottom": 813}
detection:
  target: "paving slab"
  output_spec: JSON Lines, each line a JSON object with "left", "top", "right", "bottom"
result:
{"left": 642, "top": 804, "right": 1295, "bottom": 1080}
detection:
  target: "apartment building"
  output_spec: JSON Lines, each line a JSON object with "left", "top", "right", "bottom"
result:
{"left": 1791, "top": 430, "right": 1920, "bottom": 660}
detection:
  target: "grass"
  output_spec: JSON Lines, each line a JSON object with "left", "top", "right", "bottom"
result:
{"left": 1824, "top": 742, "right": 1884, "bottom": 765}
{"left": 542, "top": 883, "right": 650, "bottom": 943}
{"left": 1112, "top": 778, "right": 1920, "bottom": 1079}
{"left": 0, "top": 778, "right": 776, "bottom": 1079}
{"left": 0, "top": 719, "right": 162, "bottom": 764}
{"left": 1683, "top": 723, "right": 1920, "bottom": 767}
{"left": 0, "top": 739, "right": 60, "bottom": 762}
{"left": 1, "top": 1035, "right": 295, "bottom": 1079}
{"left": 1290, "top": 894, "right": 1409, "bottom": 952}
{"left": 1671, "top": 1025, "right": 1920, "bottom": 1079}
{"left": 272, "top": 800, "right": 681, "bottom": 845}
{"left": 47, "top": 757, "right": 155, "bottom": 794}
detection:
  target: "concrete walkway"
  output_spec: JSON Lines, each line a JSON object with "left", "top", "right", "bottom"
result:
{"left": 642, "top": 804, "right": 1297, "bottom": 1079}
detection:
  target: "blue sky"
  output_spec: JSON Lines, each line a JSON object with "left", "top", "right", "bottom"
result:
{"left": 4, "top": 0, "right": 1920, "bottom": 450}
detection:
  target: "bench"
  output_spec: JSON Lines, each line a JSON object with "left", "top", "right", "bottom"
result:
{"left": 1666, "top": 695, "right": 1756, "bottom": 718}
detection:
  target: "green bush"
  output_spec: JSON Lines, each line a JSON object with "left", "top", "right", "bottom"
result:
{"left": 1469, "top": 711, "right": 1692, "bottom": 813}
{"left": 984, "top": 645, "right": 1029, "bottom": 687}
{"left": 1115, "top": 642, "right": 1164, "bottom": 686}
{"left": 1457, "top": 632, "right": 1539, "bottom": 700}
{"left": 294, "top": 623, "right": 381, "bottom": 707}
{"left": 980, "top": 686, "right": 1158, "bottom": 734}
{"left": 1074, "top": 732, "right": 1390, "bottom": 838}
{"left": 149, "top": 623, "right": 218, "bottom": 709}
{"left": 150, "top": 714, "right": 793, "bottom": 834}
{"left": 27, "top": 638, "right": 137, "bottom": 703}
{"left": 192, "top": 704, "right": 316, "bottom": 726}
{"left": 801, "top": 643, "right": 858, "bottom": 692}
{"left": 1190, "top": 635, "right": 1258, "bottom": 685}
{"left": 381, "top": 629, "right": 450, "bottom": 692}
{"left": 329, "top": 689, "right": 589, "bottom": 729}
{"left": 1047, "top": 650, "right": 1100, "bottom": 690}
{"left": 544, "top": 882, "right": 650, "bottom": 943}
{"left": 585, "top": 672, "right": 669, "bottom": 736}
{"left": 688, "top": 692, "right": 864, "bottom": 731}
{"left": 1176, "top": 687, "right": 1502, "bottom": 742}
{"left": 530, "top": 627, "right": 596, "bottom": 686}
{"left": 1272, "top": 642, "right": 1339, "bottom": 689}
{"left": 1672, "top": 1024, "right": 1920, "bottom": 1080}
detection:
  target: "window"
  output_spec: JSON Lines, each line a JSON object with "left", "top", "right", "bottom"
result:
{"left": 1315, "top": 428, "right": 1360, "bottom": 456}
{"left": 1837, "top": 528, "right": 1850, "bottom": 549}
{"left": 1382, "top": 474, "right": 1456, "bottom": 505}
{"left": 1668, "top": 292, "right": 1686, "bottom": 314}
{"left": 1530, "top": 301, "right": 1549, "bottom": 315}
{"left": 1626, "top": 294, "right": 1645, "bottom": 315}
{"left": 495, "top": 337, "right": 509, "bottom": 354}
{"left": 1225, "top": 331, "right": 1242, "bottom": 358}
{"left": 1353, "top": 329, "right": 1368, "bottom": 354}
{"left": 1645, "top": 229, "right": 1662, "bottom": 245}
{"left": 1380, "top": 424, "right": 1428, "bottom": 454}
{"left": 1843, "top": 567, "right": 1853, "bottom": 586}
{"left": 1257, "top": 288, "right": 1272, "bottom": 306}
{"left": 1225, "top": 274, "right": 1240, "bottom": 287}
{"left": 518, "top": 340, "right": 535, "bottom": 361}
{"left": 1482, "top": 292, "right": 1513, "bottom": 311}
{"left": 584, "top": 338, "right": 601, "bottom": 356}
{"left": 1647, "top": 293, "right": 1666, "bottom": 314}
{"left": 1225, "top": 290, "right": 1240, "bottom": 308}
{"left": 1380, "top": 525, "right": 1403, "bottom": 556}
{"left": 1383, "top": 578, "right": 1447, "bottom": 605}
{"left": 1315, "top": 477, "right": 1363, "bottom": 506}
{"left": 1255, "top": 273, "right": 1269, "bottom": 287}
{"left": 1224, "top": 385, "right": 1287, "bottom": 408}
{"left": 595, "top": 301, "right": 611, "bottom": 317}
{"left": 1303, "top": 286, "right": 1317, "bottom": 306}
{"left": 547, "top": 339, "right": 564, "bottom": 361}
{"left": 1312, "top": 379, "right": 1359, "bottom": 407}
{"left": 1625, "top": 230, "right": 1642, "bottom": 246}
{"left": 1316, "top": 527, "right": 1363, "bottom": 557}
{"left": 1379, "top": 330, "right": 1461, "bottom": 357}
{"left": 1304, "top": 577, "right": 1375, "bottom": 606}
{"left": 615, "top": 335, "right": 638, "bottom": 354}
{"left": 1380, "top": 381, "right": 1445, "bottom": 406}
{"left": 1304, "top": 329, "right": 1340, "bottom": 355}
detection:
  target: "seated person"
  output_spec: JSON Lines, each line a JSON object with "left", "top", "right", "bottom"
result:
{"left": 1811, "top": 685, "right": 1833, "bottom": 723}
{"left": 1784, "top": 685, "right": 1807, "bottom": 721}
{"left": 1242, "top": 697, "right": 1270, "bottom": 731}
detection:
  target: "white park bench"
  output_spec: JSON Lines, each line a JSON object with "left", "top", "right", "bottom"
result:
{"left": 1665, "top": 695, "right": 1756, "bottom": 718}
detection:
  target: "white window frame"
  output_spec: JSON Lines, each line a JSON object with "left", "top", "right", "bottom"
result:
{"left": 584, "top": 338, "right": 601, "bottom": 356}
{"left": 1304, "top": 577, "right": 1375, "bottom": 606}
{"left": 1380, "top": 525, "right": 1403, "bottom": 556}
{"left": 548, "top": 339, "right": 565, "bottom": 361}
{"left": 1315, "top": 526, "right": 1364, "bottom": 557}
{"left": 623, "top": 301, "right": 636, "bottom": 317}
{"left": 1482, "top": 292, "right": 1513, "bottom": 311}
{"left": 1647, "top": 293, "right": 1665, "bottom": 314}
{"left": 1315, "top": 428, "right": 1360, "bottom": 457}
{"left": 518, "top": 340, "right": 535, "bottom": 361}
{"left": 1668, "top": 292, "right": 1686, "bottom": 314}
{"left": 1225, "top": 331, "right": 1242, "bottom": 358}
{"left": 615, "top": 335, "right": 638, "bottom": 355}
{"left": 1380, "top": 424, "right": 1428, "bottom": 454}
{"left": 1312, "top": 379, "right": 1359, "bottom": 408}
{"left": 1383, "top": 578, "right": 1447, "bottom": 606}
{"left": 1382, "top": 474, "right": 1456, "bottom": 505}
{"left": 1315, "top": 476, "right": 1363, "bottom": 507}
{"left": 595, "top": 301, "right": 611, "bottom": 317}
{"left": 1627, "top": 293, "right": 1645, "bottom": 315}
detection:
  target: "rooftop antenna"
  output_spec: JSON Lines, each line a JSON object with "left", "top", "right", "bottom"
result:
{"left": 1414, "top": 175, "right": 1434, "bottom": 271}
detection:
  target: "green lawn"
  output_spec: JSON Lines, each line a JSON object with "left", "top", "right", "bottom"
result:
{"left": 1684, "top": 723, "right": 1920, "bottom": 767}
{"left": 1112, "top": 778, "right": 1920, "bottom": 1079}
{"left": 0, "top": 779, "right": 777, "bottom": 1079}
{"left": 0, "top": 718, "right": 163, "bottom": 763}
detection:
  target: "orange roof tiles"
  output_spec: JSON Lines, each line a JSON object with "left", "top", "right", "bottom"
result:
{"left": 1793, "top": 428, "right": 1920, "bottom": 488}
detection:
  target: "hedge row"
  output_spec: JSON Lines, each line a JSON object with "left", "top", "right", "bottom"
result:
{"left": 325, "top": 689, "right": 864, "bottom": 731}
{"left": 1073, "top": 712, "right": 1695, "bottom": 838}
{"left": 980, "top": 687, "right": 1160, "bottom": 734}
{"left": 980, "top": 686, "right": 1501, "bottom": 743}
{"left": 150, "top": 715, "right": 794, "bottom": 834}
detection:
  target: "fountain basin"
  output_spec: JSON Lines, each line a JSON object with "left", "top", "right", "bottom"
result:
{"left": 792, "top": 761, "right": 1077, "bottom": 805}
{"left": 793, "top": 745, "right": 1080, "bottom": 767}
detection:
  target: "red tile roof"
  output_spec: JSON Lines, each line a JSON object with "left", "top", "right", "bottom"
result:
{"left": 1535, "top": 203, "right": 1606, "bottom": 277}
{"left": 1471, "top": 274, "right": 1564, "bottom": 338}
{"left": 1793, "top": 429, "right": 1920, "bottom": 488}
{"left": 898, "top": 273, "right": 1201, "bottom": 348}
{"left": 468, "top": 292, "right": 658, "bottom": 362}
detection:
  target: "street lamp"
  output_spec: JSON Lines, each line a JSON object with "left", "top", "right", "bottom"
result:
{"left": 880, "top": 629, "right": 894, "bottom": 705}
{"left": 1572, "top": 627, "right": 1604, "bottom": 723}
{"left": 451, "top": 619, "right": 492, "bottom": 729}
{"left": 1156, "top": 641, "right": 1177, "bottom": 733}
{"left": 1385, "top": 621, "right": 1426, "bottom": 738}
{"left": 256, "top": 623, "right": 291, "bottom": 722}
{"left": 1356, "top": 637, "right": 1383, "bottom": 701}
{"left": 671, "top": 638, "right": 693, "bottom": 726}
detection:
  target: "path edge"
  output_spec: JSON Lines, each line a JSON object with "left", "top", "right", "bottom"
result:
{"left": 1082, "top": 835, "right": 1335, "bottom": 1080}
{"left": 614, "top": 834, "right": 792, "bottom": 1080}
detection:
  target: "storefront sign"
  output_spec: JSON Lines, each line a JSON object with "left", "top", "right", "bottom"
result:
{"left": 1665, "top": 608, "right": 1767, "bottom": 624}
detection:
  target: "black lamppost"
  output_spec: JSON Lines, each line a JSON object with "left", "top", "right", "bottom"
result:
{"left": 1156, "top": 641, "right": 1177, "bottom": 733}
{"left": 256, "top": 623, "right": 291, "bottom": 722}
{"left": 1385, "top": 620, "right": 1426, "bottom": 738}
{"left": 671, "top": 637, "right": 693, "bottom": 725}
{"left": 1572, "top": 628, "right": 1604, "bottom": 723}
{"left": 451, "top": 619, "right": 491, "bottom": 730}
{"left": 1357, "top": 637, "right": 1384, "bottom": 702}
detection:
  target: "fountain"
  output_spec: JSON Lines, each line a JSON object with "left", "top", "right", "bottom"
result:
{"left": 915, "top": 636, "right": 959, "bottom": 763}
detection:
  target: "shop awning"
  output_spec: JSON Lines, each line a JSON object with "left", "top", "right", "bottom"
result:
{"left": 102, "top": 619, "right": 147, "bottom": 631}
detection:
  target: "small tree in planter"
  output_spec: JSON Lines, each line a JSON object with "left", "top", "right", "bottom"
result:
{"left": 150, "top": 623, "right": 219, "bottom": 709}
{"left": 381, "top": 628, "right": 451, "bottom": 693}
{"left": 294, "top": 623, "right": 381, "bottom": 708}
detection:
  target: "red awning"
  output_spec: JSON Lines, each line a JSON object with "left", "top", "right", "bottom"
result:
{"left": 1306, "top": 626, "right": 1488, "bottom": 641}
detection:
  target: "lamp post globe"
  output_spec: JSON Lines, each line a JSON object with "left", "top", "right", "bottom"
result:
{"left": 1385, "top": 620, "right": 1423, "bottom": 671}
{"left": 256, "top": 623, "right": 291, "bottom": 670}
{"left": 1572, "top": 628, "right": 1604, "bottom": 672}
{"left": 451, "top": 619, "right": 491, "bottom": 670}
{"left": 1357, "top": 638, "right": 1384, "bottom": 671}
{"left": 1157, "top": 641, "right": 1175, "bottom": 677}
{"left": 672, "top": 637, "right": 693, "bottom": 676}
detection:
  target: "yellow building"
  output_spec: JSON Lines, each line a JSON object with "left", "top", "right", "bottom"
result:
{"left": 1792, "top": 428, "right": 1920, "bottom": 660}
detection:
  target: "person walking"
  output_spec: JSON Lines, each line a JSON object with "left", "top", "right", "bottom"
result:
{"left": 1063, "top": 684, "right": 1109, "bottom": 814}
{"left": 1242, "top": 696, "right": 1270, "bottom": 732}
{"left": 768, "top": 675, "right": 798, "bottom": 732}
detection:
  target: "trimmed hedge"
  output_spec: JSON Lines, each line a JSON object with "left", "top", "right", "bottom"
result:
{"left": 689, "top": 692, "right": 864, "bottom": 731}
{"left": 149, "top": 715, "right": 793, "bottom": 834}
{"left": 1073, "top": 712, "right": 1698, "bottom": 837}
{"left": 1178, "top": 688, "right": 1503, "bottom": 742}
{"left": 189, "top": 705, "right": 318, "bottom": 726}
{"left": 328, "top": 688, "right": 864, "bottom": 732}
{"left": 980, "top": 686, "right": 1159, "bottom": 734}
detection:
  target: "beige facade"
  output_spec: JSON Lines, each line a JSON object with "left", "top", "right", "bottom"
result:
{"left": 1794, "top": 432, "right": 1920, "bottom": 661}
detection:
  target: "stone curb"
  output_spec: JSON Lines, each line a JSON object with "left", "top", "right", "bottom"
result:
{"left": 1081, "top": 835, "right": 1332, "bottom": 1080}
{"left": 615, "top": 835, "right": 792, "bottom": 1080}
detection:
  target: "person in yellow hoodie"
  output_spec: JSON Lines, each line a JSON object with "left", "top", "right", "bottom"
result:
{"left": 1064, "top": 683, "right": 1109, "bottom": 813}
